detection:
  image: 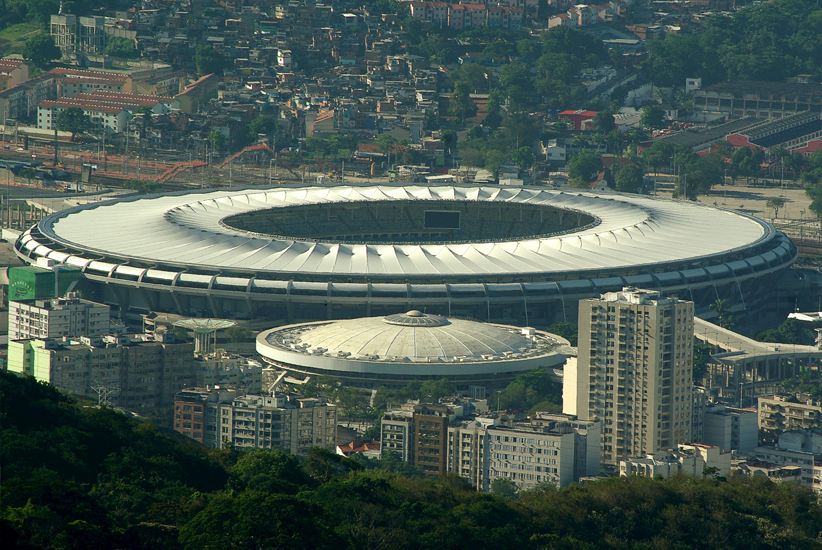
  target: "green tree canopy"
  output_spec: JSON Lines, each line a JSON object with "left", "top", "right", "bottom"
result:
{"left": 22, "top": 34, "right": 60, "bottom": 68}
{"left": 104, "top": 36, "right": 138, "bottom": 59}
{"left": 568, "top": 150, "right": 602, "bottom": 184}
{"left": 615, "top": 163, "right": 644, "bottom": 193}
{"left": 194, "top": 45, "right": 230, "bottom": 75}
{"left": 56, "top": 107, "right": 93, "bottom": 141}
{"left": 640, "top": 105, "right": 666, "bottom": 130}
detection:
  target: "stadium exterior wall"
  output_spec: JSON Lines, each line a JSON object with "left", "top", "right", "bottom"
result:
{"left": 13, "top": 185, "right": 798, "bottom": 326}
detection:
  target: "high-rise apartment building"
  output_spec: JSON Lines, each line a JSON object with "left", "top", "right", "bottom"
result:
{"left": 412, "top": 404, "right": 450, "bottom": 475}
{"left": 381, "top": 409, "right": 414, "bottom": 462}
{"left": 565, "top": 287, "right": 694, "bottom": 465}
{"left": 7, "top": 332, "right": 195, "bottom": 409}
{"left": 8, "top": 295, "right": 110, "bottom": 342}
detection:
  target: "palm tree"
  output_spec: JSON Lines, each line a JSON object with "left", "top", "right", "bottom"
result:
{"left": 710, "top": 299, "right": 736, "bottom": 329}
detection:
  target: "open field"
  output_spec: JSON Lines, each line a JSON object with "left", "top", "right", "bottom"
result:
{"left": 0, "top": 22, "right": 42, "bottom": 57}
{"left": 653, "top": 178, "right": 818, "bottom": 240}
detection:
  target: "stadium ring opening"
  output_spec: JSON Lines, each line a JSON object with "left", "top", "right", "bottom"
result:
{"left": 14, "top": 184, "right": 797, "bottom": 326}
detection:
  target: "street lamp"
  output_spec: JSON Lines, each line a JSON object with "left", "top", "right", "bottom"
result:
{"left": 269, "top": 159, "right": 275, "bottom": 185}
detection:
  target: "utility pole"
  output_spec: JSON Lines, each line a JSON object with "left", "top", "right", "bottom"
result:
{"left": 91, "top": 381, "right": 120, "bottom": 408}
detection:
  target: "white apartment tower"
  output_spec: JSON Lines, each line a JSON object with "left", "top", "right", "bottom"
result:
{"left": 565, "top": 287, "right": 694, "bottom": 465}
{"left": 8, "top": 295, "right": 110, "bottom": 342}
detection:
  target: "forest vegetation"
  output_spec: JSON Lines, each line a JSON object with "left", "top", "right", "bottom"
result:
{"left": 3, "top": 371, "right": 822, "bottom": 550}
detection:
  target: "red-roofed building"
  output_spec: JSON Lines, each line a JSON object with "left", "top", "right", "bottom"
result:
{"left": 336, "top": 440, "right": 381, "bottom": 458}
{"left": 559, "top": 109, "right": 597, "bottom": 130}
{"left": 0, "top": 59, "right": 29, "bottom": 92}
{"left": 37, "top": 91, "right": 177, "bottom": 133}
{"left": 174, "top": 74, "right": 219, "bottom": 114}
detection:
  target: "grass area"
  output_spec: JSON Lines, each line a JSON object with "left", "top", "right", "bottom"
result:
{"left": 0, "top": 22, "right": 43, "bottom": 57}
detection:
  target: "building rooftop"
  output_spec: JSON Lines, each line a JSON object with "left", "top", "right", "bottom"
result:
{"left": 269, "top": 311, "right": 551, "bottom": 363}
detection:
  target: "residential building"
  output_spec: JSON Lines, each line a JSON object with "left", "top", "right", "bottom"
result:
{"left": 759, "top": 395, "right": 822, "bottom": 443}
{"left": 37, "top": 91, "right": 176, "bottom": 133}
{"left": 381, "top": 409, "right": 414, "bottom": 462}
{"left": 702, "top": 405, "right": 758, "bottom": 453}
{"left": 7, "top": 332, "right": 195, "bottom": 410}
{"left": 620, "top": 443, "right": 731, "bottom": 478}
{"left": 77, "top": 17, "right": 106, "bottom": 54}
{"left": 8, "top": 295, "right": 110, "bottom": 342}
{"left": 132, "top": 70, "right": 186, "bottom": 97}
{"left": 195, "top": 351, "right": 264, "bottom": 392}
{"left": 0, "top": 74, "right": 60, "bottom": 122}
{"left": 277, "top": 49, "right": 293, "bottom": 70}
{"left": 49, "top": 68, "right": 130, "bottom": 98}
{"left": 448, "top": 416, "right": 497, "bottom": 490}
{"left": 692, "top": 387, "right": 708, "bottom": 443}
{"left": 51, "top": 14, "right": 106, "bottom": 54}
{"left": 174, "top": 386, "right": 240, "bottom": 445}
{"left": 51, "top": 14, "right": 78, "bottom": 53}
{"left": 779, "top": 429, "right": 822, "bottom": 455}
{"left": 174, "top": 73, "right": 219, "bottom": 113}
{"left": 565, "top": 287, "right": 694, "bottom": 466}
{"left": 0, "top": 59, "right": 29, "bottom": 92}
{"left": 485, "top": 414, "right": 601, "bottom": 491}
{"left": 413, "top": 404, "right": 450, "bottom": 475}
{"left": 37, "top": 98, "right": 128, "bottom": 133}
{"left": 185, "top": 390, "right": 337, "bottom": 455}
{"left": 746, "top": 446, "right": 822, "bottom": 493}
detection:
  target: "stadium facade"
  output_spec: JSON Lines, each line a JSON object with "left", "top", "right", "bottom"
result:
{"left": 14, "top": 184, "right": 796, "bottom": 326}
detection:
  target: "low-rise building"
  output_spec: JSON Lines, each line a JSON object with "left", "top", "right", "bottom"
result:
{"left": 745, "top": 446, "right": 822, "bottom": 493}
{"left": 702, "top": 405, "right": 758, "bottom": 454}
{"left": 195, "top": 350, "right": 264, "bottom": 392}
{"left": 759, "top": 395, "right": 822, "bottom": 444}
{"left": 620, "top": 444, "right": 731, "bottom": 478}
{"left": 486, "top": 414, "right": 600, "bottom": 491}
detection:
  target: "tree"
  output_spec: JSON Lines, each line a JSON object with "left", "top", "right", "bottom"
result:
{"left": 194, "top": 45, "right": 229, "bottom": 75}
{"left": 547, "top": 321, "right": 578, "bottom": 346}
{"left": 490, "top": 477, "right": 519, "bottom": 499}
{"left": 222, "top": 326, "right": 252, "bottom": 343}
{"left": 485, "top": 149, "right": 508, "bottom": 180}
{"left": 449, "top": 82, "right": 476, "bottom": 124}
{"left": 104, "top": 36, "right": 138, "bottom": 59}
{"left": 511, "top": 146, "right": 534, "bottom": 171}
{"left": 592, "top": 111, "right": 615, "bottom": 133}
{"left": 23, "top": 34, "right": 61, "bottom": 68}
{"left": 693, "top": 341, "right": 713, "bottom": 383}
{"left": 757, "top": 319, "right": 816, "bottom": 346}
{"left": 642, "top": 140, "right": 674, "bottom": 174}
{"left": 640, "top": 105, "right": 666, "bottom": 130}
{"left": 246, "top": 115, "right": 277, "bottom": 142}
{"left": 568, "top": 150, "right": 602, "bottom": 184}
{"left": 710, "top": 299, "right": 735, "bottom": 329}
{"left": 615, "top": 163, "right": 644, "bottom": 193}
{"left": 766, "top": 197, "right": 786, "bottom": 219}
{"left": 207, "top": 130, "right": 226, "bottom": 151}
{"left": 56, "top": 108, "right": 93, "bottom": 141}
{"left": 375, "top": 133, "right": 397, "bottom": 167}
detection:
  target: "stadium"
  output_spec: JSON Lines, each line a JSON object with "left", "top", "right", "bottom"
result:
{"left": 14, "top": 184, "right": 796, "bottom": 326}
{"left": 256, "top": 310, "right": 571, "bottom": 391}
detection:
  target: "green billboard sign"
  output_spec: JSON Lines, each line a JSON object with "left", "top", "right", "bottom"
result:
{"left": 8, "top": 267, "right": 55, "bottom": 301}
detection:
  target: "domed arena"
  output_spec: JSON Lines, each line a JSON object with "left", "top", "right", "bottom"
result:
{"left": 14, "top": 184, "right": 796, "bottom": 325}
{"left": 256, "top": 310, "right": 571, "bottom": 390}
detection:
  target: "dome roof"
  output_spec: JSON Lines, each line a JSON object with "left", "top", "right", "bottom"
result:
{"left": 287, "top": 313, "right": 534, "bottom": 362}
